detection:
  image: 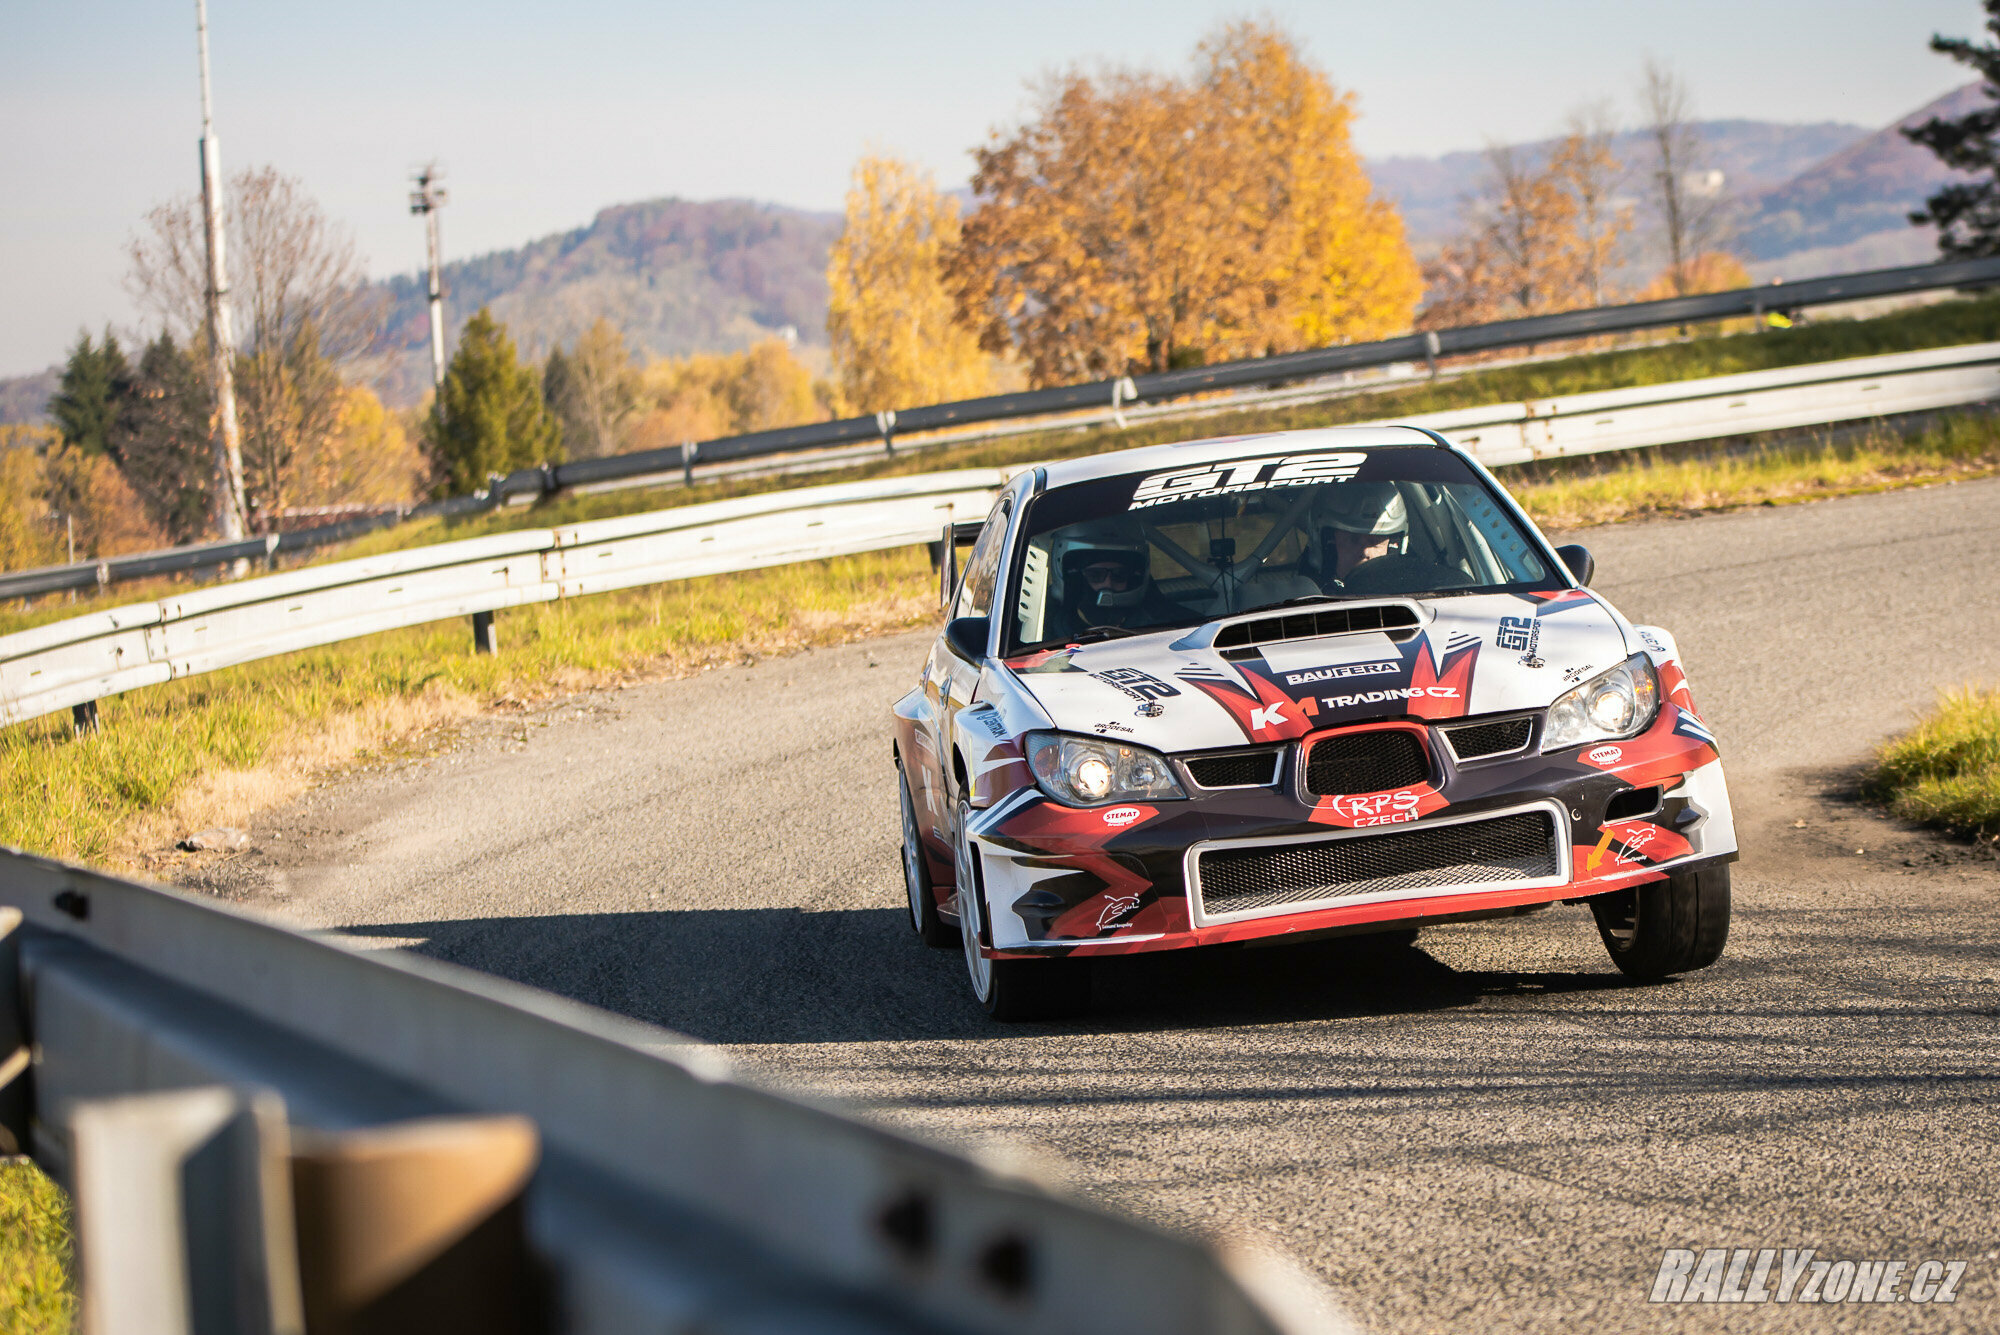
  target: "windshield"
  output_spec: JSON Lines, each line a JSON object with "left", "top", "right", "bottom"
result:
{"left": 1005, "top": 444, "right": 1559, "bottom": 652}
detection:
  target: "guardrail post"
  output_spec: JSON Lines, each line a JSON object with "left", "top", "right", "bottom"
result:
{"left": 876, "top": 409, "right": 897, "bottom": 457}
{"left": 472, "top": 611, "right": 498, "bottom": 655}
{"left": 72, "top": 701, "right": 100, "bottom": 736}
{"left": 1111, "top": 376, "right": 1137, "bottom": 429}
{"left": 1425, "top": 330, "right": 1442, "bottom": 380}
{"left": 681, "top": 439, "right": 696, "bottom": 487}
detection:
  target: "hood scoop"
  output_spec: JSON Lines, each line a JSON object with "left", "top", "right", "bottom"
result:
{"left": 1210, "top": 601, "right": 1423, "bottom": 661}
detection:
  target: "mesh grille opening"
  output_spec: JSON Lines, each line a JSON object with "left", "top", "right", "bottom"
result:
{"left": 1185, "top": 751, "right": 1281, "bottom": 788}
{"left": 1303, "top": 730, "right": 1429, "bottom": 796}
{"left": 1198, "top": 811, "right": 1559, "bottom": 916}
{"left": 1214, "top": 603, "right": 1420, "bottom": 654}
{"left": 1442, "top": 716, "right": 1534, "bottom": 760}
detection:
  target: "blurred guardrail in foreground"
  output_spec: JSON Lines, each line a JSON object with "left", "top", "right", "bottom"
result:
{"left": 7, "top": 339, "right": 2000, "bottom": 734}
{"left": 5, "top": 254, "right": 2000, "bottom": 604}
{"left": 0, "top": 849, "right": 1323, "bottom": 1335}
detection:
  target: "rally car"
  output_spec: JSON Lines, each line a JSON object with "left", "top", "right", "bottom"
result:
{"left": 891, "top": 427, "right": 1736, "bottom": 1019}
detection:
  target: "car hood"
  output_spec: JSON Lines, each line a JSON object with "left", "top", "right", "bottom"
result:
{"left": 1001, "top": 590, "right": 1632, "bottom": 751}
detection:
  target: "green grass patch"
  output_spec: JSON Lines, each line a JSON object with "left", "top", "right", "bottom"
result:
{"left": 1863, "top": 687, "right": 2000, "bottom": 839}
{"left": 0, "top": 1158, "right": 72, "bottom": 1334}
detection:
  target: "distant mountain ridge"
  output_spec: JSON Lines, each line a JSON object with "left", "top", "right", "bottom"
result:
{"left": 1736, "top": 83, "right": 1980, "bottom": 262}
{"left": 1368, "top": 119, "right": 1873, "bottom": 247}
{"left": 370, "top": 197, "right": 841, "bottom": 404}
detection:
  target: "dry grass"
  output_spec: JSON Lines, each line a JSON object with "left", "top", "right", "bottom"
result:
{"left": 0, "top": 1159, "right": 72, "bottom": 1335}
{"left": 1507, "top": 414, "right": 2000, "bottom": 529}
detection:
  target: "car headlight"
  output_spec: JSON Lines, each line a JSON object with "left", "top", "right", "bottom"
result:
{"left": 1542, "top": 652, "right": 1660, "bottom": 752}
{"left": 1025, "top": 732, "right": 1187, "bottom": 807}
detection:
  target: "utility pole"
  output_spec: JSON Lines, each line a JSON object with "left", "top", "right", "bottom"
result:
{"left": 194, "top": 0, "right": 248, "bottom": 541}
{"left": 410, "top": 165, "right": 449, "bottom": 404}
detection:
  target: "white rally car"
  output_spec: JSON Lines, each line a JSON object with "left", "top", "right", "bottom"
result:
{"left": 892, "top": 427, "right": 1736, "bottom": 1019}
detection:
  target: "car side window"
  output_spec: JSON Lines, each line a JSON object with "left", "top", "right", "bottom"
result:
{"left": 951, "top": 500, "right": 1010, "bottom": 620}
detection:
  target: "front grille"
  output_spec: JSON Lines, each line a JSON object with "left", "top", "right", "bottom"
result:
{"left": 1197, "top": 810, "right": 1560, "bottom": 917}
{"left": 1215, "top": 602, "right": 1420, "bottom": 655}
{"left": 1303, "top": 730, "right": 1428, "bottom": 796}
{"left": 1441, "top": 716, "right": 1534, "bottom": 761}
{"left": 1185, "top": 751, "right": 1281, "bottom": 788}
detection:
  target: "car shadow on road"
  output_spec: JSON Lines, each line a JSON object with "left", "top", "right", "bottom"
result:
{"left": 338, "top": 906, "right": 1634, "bottom": 1045}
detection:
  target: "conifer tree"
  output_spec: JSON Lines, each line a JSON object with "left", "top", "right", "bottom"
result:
{"left": 425, "top": 309, "right": 560, "bottom": 497}
{"left": 48, "top": 329, "right": 133, "bottom": 457}
{"left": 111, "top": 333, "right": 215, "bottom": 543}
{"left": 1903, "top": 2, "right": 2000, "bottom": 257}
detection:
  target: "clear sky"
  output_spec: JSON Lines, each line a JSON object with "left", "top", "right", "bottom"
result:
{"left": 0, "top": 0, "right": 1982, "bottom": 376}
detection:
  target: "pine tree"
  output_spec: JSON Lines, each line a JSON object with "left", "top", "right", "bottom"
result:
{"left": 48, "top": 329, "right": 133, "bottom": 457}
{"left": 111, "top": 333, "right": 215, "bottom": 543}
{"left": 1904, "top": 3, "right": 2000, "bottom": 257}
{"left": 425, "top": 309, "right": 561, "bottom": 497}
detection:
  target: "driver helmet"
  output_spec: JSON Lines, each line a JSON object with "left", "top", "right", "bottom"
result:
{"left": 1318, "top": 482, "right": 1408, "bottom": 538}
{"left": 1059, "top": 521, "right": 1154, "bottom": 622}
{"left": 1314, "top": 483, "right": 1409, "bottom": 575}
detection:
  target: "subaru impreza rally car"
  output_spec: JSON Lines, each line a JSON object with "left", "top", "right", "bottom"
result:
{"left": 892, "top": 427, "right": 1736, "bottom": 1019}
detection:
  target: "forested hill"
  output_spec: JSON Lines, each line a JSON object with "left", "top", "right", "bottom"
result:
{"left": 370, "top": 197, "right": 840, "bottom": 405}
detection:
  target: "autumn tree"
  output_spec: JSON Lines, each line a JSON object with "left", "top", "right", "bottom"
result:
{"left": 1635, "top": 251, "right": 1751, "bottom": 301}
{"left": 292, "top": 385, "right": 426, "bottom": 508}
{"left": 827, "top": 156, "right": 995, "bottom": 413}
{"left": 626, "top": 336, "right": 832, "bottom": 455}
{"left": 49, "top": 330, "right": 132, "bottom": 457}
{"left": 1903, "top": 1, "right": 2000, "bottom": 256}
{"left": 109, "top": 333, "right": 214, "bottom": 543}
{"left": 544, "top": 319, "right": 642, "bottom": 460}
{"left": 1639, "top": 60, "right": 1729, "bottom": 295}
{"left": 0, "top": 443, "right": 61, "bottom": 571}
{"left": 127, "top": 166, "right": 382, "bottom": 512}
{"left": 1420, "top": 123, "right": 1633, "bottom": 328}
{"left": 425, "top": 309, "right": 560, "bottom": 497}
{"left": 949, "top": 21, "right": 1418, "bottom": 386}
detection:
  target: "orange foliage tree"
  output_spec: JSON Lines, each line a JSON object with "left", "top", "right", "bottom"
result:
{"left": 1421, "top": 124, "right": 1632, "bottom": 329}
{"left": 949, "top": 21, "right": 1419, "bottom": 386}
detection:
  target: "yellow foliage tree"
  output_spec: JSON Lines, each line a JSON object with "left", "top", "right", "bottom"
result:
{"left": 292, "top": 384, "right": 427, "bottom": 508}
{"left": 950, "top": 21, "right": 1418, "bottom": 385}
{"left": 828, "top": 157, "right": 995, "bottom": 413}
{"left": 0, "top": 441, "right": 61, "bottom": 572}
{"left": 628, "top": 336, "right": 833, "bottom": 455}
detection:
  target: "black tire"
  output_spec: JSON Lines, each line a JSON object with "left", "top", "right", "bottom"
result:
{"left": 898, "top": 764, "right": 955, "bottom": 947}
{"left": 1591, "top": 863, "right": 1731, "bottom": 980}
{"left": 954, "top": 800, "right": 1091, "bottom": 1020}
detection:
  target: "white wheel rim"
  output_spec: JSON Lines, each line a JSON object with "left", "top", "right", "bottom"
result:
{"left": 898, "top": 774, "right": 927, "bottom": 932}
{"left": 955, "top": 805, "right": 993, "bottom": 1002}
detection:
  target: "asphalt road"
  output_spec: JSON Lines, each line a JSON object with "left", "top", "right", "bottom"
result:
{"left": 200, "top": 477, "right": 2000, "bottom": 1334}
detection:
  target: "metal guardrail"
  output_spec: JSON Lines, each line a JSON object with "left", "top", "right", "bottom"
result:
{"left": 7, "top": 339, "right": 1999, "bottom": 735}
{"left": 0, "top": 849, "right": 1319, "bottom": 1334}
{"left": 7, "top": 255, "right": 2000, "bottom": 603}
{"left": 0, "top": 470, "right": 1010, "bottom": 730}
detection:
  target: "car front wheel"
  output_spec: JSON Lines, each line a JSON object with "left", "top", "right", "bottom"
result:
{"left": 954, "top": 800, "right": 1090, "bottom": 1021}
{"left": 1590, "top": 862, "right": 1731, "bottom": 980}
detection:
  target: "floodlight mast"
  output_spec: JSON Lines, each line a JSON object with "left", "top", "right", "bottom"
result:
{"left": 194, "top": 0, "right": 248, "bottom": 540}
{"left": 410, "top": 166, "right": 449, "bottom": 404}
